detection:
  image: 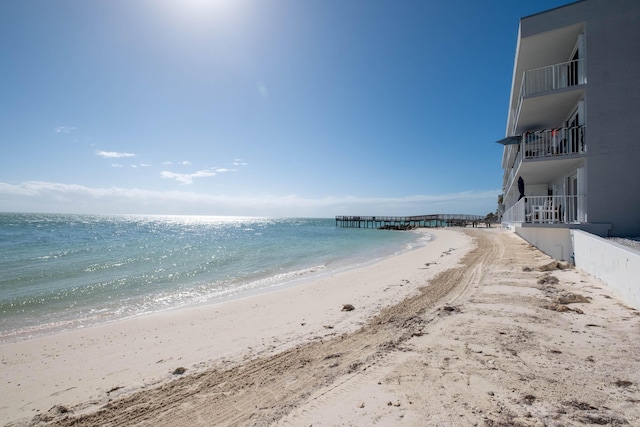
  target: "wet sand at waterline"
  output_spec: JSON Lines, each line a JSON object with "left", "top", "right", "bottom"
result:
{"left": 3, "top": 228, "right": 640, "bottom": 426}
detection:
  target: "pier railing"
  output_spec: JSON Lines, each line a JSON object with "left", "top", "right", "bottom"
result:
{"left": 335, "top": 214, "right": 487, "bottom": 229}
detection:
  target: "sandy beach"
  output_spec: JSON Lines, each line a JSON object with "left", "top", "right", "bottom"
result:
{"left": 3, "top": 228, "right": 640, "bottom": 426}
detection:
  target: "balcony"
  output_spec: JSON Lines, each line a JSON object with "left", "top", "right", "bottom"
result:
{"left": 502, "top": 125, "right": 586, "bottom": 195}
{"left": 502, "top": 195, "right": 586, "bottom": 225}
{"left": 522, "top": 58, "right": 586, "bottom": 97}
{"left": 510, "top": 58, "right": 586, "bottom": 135}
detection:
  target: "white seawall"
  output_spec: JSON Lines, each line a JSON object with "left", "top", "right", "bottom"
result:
{"left": 571, "top": 229, "right": 640, "bottom": 310}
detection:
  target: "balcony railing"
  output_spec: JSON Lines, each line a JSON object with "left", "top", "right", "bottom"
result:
{"left": 522, "top": 125, "right": 586, "bottom": 159}
{"left": 503, "top": 125, "right": 586, "bottom": 195}
{"left": 511, "top": 58, "right": 586, "bottom": 135}
{"left": 502, "top": 195, "right": 586, "bottom": 225}
{"left": 522, "top": 58, "right": 586, "bottom": 97}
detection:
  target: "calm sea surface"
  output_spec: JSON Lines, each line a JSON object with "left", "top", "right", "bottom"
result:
{"left": 0, "top": 213, "right": 428, "bottom": 342}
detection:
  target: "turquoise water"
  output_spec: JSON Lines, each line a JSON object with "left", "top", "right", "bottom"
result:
{"left": 0, "top": 213, "right": 428, "bottom": 341}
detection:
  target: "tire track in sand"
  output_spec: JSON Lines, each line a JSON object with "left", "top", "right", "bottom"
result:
{"left": 274, "top": 229, "right": 501, "bottom": 426}
{"left": 47, "top": 230, "right": 498, "bottom": 427}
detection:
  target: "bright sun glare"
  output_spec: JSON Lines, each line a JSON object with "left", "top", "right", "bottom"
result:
{"left": 153, "top": 0, "right": 244, "bottom": 34}
{"left": 181, "top": 0, "right": 236, "bottom": 13}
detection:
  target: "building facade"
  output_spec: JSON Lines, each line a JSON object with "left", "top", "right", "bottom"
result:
{"left": 500, "top": 0, "right": 640, "bottom": 239}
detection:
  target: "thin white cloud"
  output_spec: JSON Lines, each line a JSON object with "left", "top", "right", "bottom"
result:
{"left": 181, "top": 161, "right": 192, "bottom": 166}
{"left": 97, "top": 151, "right": 137, "bottom": 158}
{"left": 160, "top": 168, "right": 236, "bottom": 185}
{"left": 54, "top": 126, "right": 77, "bottom": 134}
{"left": 160, "top": 170, "right": 218, "bottom": 185}
{"left": 163, "top": 161, "right": 173, "bottom": 165}
{"left": 233, "top": 159, "right": 248, "bottom": 166}
{"left": 0, "top": 181, "right": 501, "bottom": 217}
{"left": 111, "top": 163, "right": 124, "bottom": 168}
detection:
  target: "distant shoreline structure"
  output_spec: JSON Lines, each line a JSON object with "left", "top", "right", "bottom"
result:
{"left": 335, "top": 214, "right": 488, "bottom": 229}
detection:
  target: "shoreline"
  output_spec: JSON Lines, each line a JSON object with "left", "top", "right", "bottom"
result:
{"left": 0, "top": 224, "right": 427, "bottom": 345}
{"left": 2, "top": 228, "right": 471, "bottom": 425}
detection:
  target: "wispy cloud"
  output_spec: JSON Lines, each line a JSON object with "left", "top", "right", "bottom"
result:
{"left": 160, "top": 168, "right": 236, "bottom": 185}
{"left": 181, "top": 161, "right": 192, "bottom": 166}
{"left": 97, "top": 151, "right": 137, "bottom": 158}
{"left": 111, "top": 163, "right": 124, "bottom": 168}
{"left": 160, "top": 170, "right": 217, "bottom": 185}
{"left": 160, "top": 170, "right": 211, "bottom": 185}
{"left": 233, "top": 159, "right": 248, "bottom": 166}
{"left": 54, "top": 126, "right": 77, "bottom": 134}
{"left": 0, "top": 181, "right": 500, "bottom": 217}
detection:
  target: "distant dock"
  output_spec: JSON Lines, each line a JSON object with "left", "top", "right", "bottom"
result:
{"left": 335, "top": 214, "right": 486, "bottom": 230}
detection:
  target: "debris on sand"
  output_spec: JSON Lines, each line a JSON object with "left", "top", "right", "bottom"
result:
{"left": 539, "top": 261, "right": 559, "bottom": 272}
{"left": 538, "top": 274, "right": 559, "bottom": 285}
{"left": 543, "top": 303, "right": 584, "bottom": 314}
{"left": 557, "top": 293, "right": 590, "bottom": 304}
{"left": 439, "top": 305, "right": 461, "bottom": 315}
{"left": 50, "top": 405, "right": 71, "bottom": 415}
{"left": 538, "top": 260, "right": 572, "bottom": 272}
{"left": 29, "top": 406, "right": 73, "bottom": 425}
{"left": 342, "top": 304, "right": 355, "bottom": 312}
{"left": 172, "top": 367, "right": 186, "bottom": 375}
{"left": 615, "top": 379, "right": 633, "bottom": 387}
{"left": 106, "top": 386, "right": 123, "bottom": 395}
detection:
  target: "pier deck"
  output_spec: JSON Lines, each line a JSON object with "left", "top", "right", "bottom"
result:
{"left": 335, "top": 214, "right": 486, "bottom": 229}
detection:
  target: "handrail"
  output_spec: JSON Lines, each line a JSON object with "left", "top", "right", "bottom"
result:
{"left": 523, "top": 58, "right": 586, "bottom": 97}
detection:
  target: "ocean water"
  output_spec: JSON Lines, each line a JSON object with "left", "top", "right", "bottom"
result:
{"left": 0, "top": 213, "right": 428, "bottom": 342}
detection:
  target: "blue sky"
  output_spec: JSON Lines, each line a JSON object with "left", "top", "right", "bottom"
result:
{"left": 0, "top": 0, "right": 572, "bottom": 217}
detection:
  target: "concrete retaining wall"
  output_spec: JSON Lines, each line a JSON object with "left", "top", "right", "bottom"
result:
{"left": 571, "top": 229, "right": 640, "bottom": 310}
{"left": 515, "top": 226, "right": 572, "bottom": 261}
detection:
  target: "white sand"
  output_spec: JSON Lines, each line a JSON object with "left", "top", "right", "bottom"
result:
{"left": 1, "top": 229, "right": 471, "bottom": 425}
{"left": 5, "top": 228, "right": 640, "bottom": 426}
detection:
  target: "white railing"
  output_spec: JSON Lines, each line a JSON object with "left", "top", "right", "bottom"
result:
{"left": 502, "top": 198, "right": 526, "bottom": 223}
{"left": 503, "top": 125, "right": 586, "bottom": 196}
{"left": 512, "top": 58, "right": 586, "bottom": 135}
{"left": 522, "top": 125, "right": 586, "bottom": 158}
{"left": 523, "top": 58, "right": 586, "bottom": 96}
{"left": 502, "top": 195, "right": 586, "bottom": 225}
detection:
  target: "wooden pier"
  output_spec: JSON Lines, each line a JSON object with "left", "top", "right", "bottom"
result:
{"left": 335, "top": 214, "right": 486, "bottom": 229}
